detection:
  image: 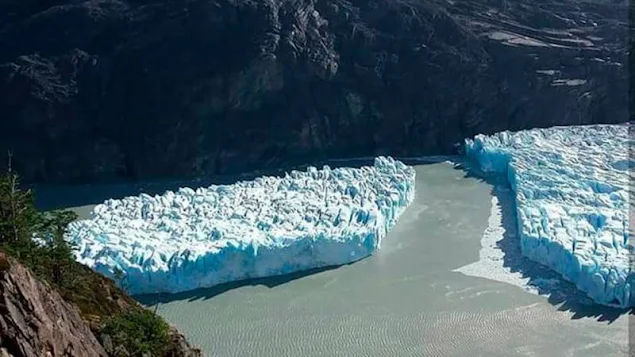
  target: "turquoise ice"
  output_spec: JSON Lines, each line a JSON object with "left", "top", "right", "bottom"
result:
{"left": 465, "top": 124, "right": 633, "bottom": 307}
{"left": 66, "top": 157, "right": 416, "bottom": 295}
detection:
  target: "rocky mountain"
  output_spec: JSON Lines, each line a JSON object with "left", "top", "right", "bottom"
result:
{"left": 0, "top": 0, "right": 630, "bottom": 183}
{"left": 0, "top": 251, "right": 107, "bottom": 356}
{"left": 0, "top": 251, "right": 201, "bottom": 357}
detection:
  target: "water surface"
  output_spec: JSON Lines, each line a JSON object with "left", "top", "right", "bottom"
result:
{"left": 137, "top": 163, "right": 629, "bottom": 356}
{"left": 38, "top": 161, "right": 630, "bottom": 356}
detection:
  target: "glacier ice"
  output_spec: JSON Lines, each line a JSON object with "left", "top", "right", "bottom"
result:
{"left": 465, "top": 124, "right": 633, "bottom": 307}
{"left": 66, "top": 157, "right": 416, "bottom": 295}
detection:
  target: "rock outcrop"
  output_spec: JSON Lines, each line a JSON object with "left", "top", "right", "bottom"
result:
{"left": 164, "top": 327, "right": 204, "bottom": 357}
{"left": 0, "top": 252, "right": 202, "bottom": 357}
{"left": 0, "top": 252, "right": 107, "bottom": 357}
{"left": 0, "top": 0, "right": 630, "bottom": 183}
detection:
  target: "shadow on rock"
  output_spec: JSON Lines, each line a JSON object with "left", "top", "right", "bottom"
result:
{"left": 454, "top": 161, "right": 632, "bottom": 324}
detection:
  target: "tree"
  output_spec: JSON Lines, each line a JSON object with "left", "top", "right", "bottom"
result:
{"left": 0, "top": 152, "right": 78, "bottom": 287}
{"left": 0, "top": 152, "right": 40, "bottom": 248}
{"left": 99, "top": 309, "right": 171, "bottom": 357}
{"left": 41, "top": 210, "right": 79, "bottom": 287}
{"left": 0, "top": 153, "right": 189, "bottom": 357}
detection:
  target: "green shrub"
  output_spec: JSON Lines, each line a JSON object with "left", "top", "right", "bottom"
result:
{"left": 0, "top": 156, "right": 39, "bottom": 246}
{"left": 0, "top": 153, "right": 79, "bottom": 288}
{"left": 99, "top": 309, "right": 171, "bottom": 357}
{"left": 0, "top": 155, "right": 187, "bottom": 357}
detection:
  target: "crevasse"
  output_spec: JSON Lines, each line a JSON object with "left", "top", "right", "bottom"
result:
{"left": 66, "top": 156, "right": 416, "bottom": 295}
{"left": 465, "top": 124, "right": 633, "bottom": 307}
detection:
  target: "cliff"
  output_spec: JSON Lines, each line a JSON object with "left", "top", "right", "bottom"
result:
{"left": 0, "top": 0, "right": 630, "bottom": 183}
{"left": 0, "top": 252, "right": 201, "bottom": 357}
{"left": 0, "top": 251, "right": 107, "bottom": 357}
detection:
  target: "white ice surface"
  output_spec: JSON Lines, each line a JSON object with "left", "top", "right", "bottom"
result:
{"left": 454, "top": 187, "right": 595, "bottom": 305}
{"left": 464, "top": 124, "right": 633, "bottom": 307}
{"left": 454, "top": 190, "right": 538, "bottom": 292}
{"left": 66, "top": 157, "right": 416, "bottom": 295}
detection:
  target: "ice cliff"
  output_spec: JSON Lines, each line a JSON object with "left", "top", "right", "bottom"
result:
{"left": 66, "top": 157, "right": 416, "bottom": 295}
{"left": 465, "top": 124, "right": 633, "bottom": 307}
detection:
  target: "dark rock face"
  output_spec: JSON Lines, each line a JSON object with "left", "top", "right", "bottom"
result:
{"left": 0, "top": 0, "right": 630, "bottom": 183}
{"left": 0, "top": 252, "right": 108, "bottom": 357}
{"left": 0, "top": 252, "right": 202, "bottom": 357}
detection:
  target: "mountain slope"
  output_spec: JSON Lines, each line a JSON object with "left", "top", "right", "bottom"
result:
{"left": 0, "top": 0, "right": 629, "bottom": 183}
{"left": 0, "top": 251, "right": 202, "bottom": 357}
{"left": 0, "top": 251, "right": 107, "bottom": 357}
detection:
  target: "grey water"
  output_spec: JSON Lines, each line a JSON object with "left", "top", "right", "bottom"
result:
{"left": 38, "top": 161, "right": 630, "bottom": 356}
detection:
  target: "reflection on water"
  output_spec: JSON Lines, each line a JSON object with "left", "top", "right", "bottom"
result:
{"left": 37, "top": 161, "right": 630, "bottom": 357}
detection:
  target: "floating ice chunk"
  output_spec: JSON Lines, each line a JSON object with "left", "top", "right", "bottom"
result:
{"left": 465, "top": 124, "right": 633, "bottom": 307}
{"left": 67, "top": 157, "right": 416, "bottom": 295}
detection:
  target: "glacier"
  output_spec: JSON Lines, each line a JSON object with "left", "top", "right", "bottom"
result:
{"left": 465, "top": 124, "right": 633, "bottom": 307}
{"left": 66, "top": 157, "right": 416, "bottom": 295}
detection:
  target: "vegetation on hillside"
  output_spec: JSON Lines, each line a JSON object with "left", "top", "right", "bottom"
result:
{"left": 0, "top": 153, "right": 79, "bottom": 289}
{"left": 0, "top": 153, "right": 182, "bottom": 357}
{"left": 100, "top": 309, "right": 172, "bottom": 357}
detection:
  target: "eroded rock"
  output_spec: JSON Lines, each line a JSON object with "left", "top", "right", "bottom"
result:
{"left": 0, "top": 252, "right": 107, "bottom": 357}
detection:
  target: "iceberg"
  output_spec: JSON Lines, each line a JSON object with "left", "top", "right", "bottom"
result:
{"left": 66, "top": 157, "right": 416, "bottom": 295}
{"left": 465, "top": 124, "right": 633, "bottom": 307}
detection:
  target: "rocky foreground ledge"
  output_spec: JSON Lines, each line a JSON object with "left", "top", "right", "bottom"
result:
{"left": 0, "top": 252, "right": 106, "bottom": 357}
{"left": 0, "top": 251, "right": 201, "bottom": 357}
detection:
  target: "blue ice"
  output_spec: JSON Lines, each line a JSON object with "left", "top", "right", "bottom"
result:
{"left": 465, "top": 124, "right": 633, "bottom": 307}
{"left": 66, "top": 157, "right": 416, "bottom": 295}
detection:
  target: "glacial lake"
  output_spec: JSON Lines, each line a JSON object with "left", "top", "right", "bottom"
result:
{"left": 36, "top": 160, "right": 631, "bottom": 356}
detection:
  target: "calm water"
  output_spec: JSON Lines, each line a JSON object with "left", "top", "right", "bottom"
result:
{"left": 39, "top": 161, "right": 630, "bottom": 356}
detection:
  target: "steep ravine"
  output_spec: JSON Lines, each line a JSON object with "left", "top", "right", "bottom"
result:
{"left": 0, "top": 0, "right": 629, "bottom": 183}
